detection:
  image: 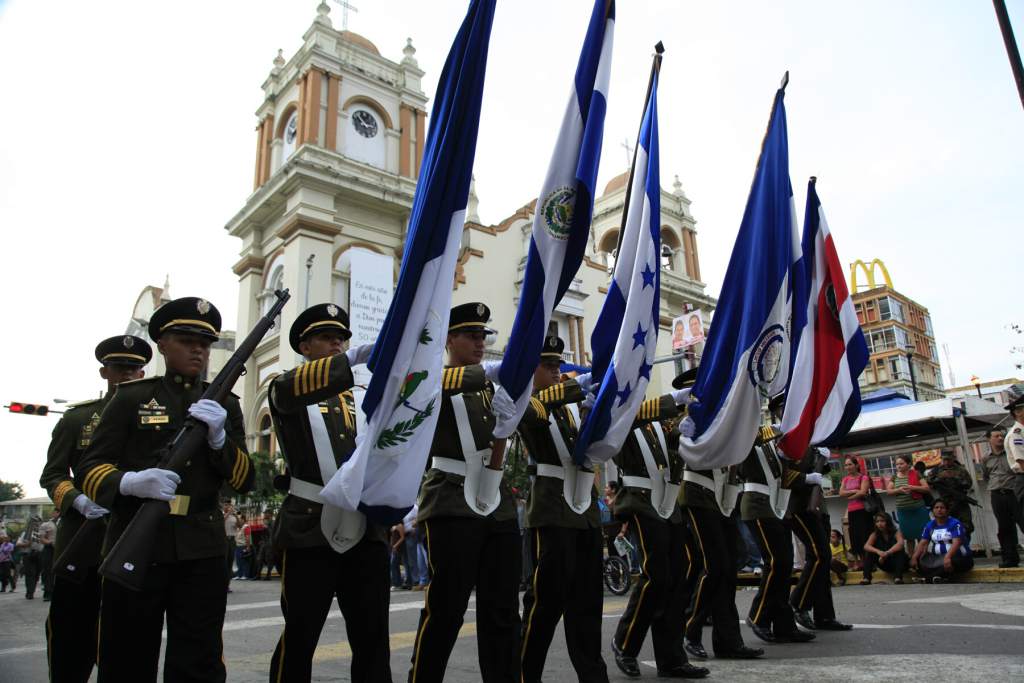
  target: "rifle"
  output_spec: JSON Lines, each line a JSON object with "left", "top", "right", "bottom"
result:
{"left": 57, "top": 290, "right": 290, "bottom": 591}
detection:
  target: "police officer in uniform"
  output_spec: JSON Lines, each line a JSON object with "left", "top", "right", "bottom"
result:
{"left": 77, "top": 297, "right": 254, "bottom": 682}
{"left": 516, "top": 336, "right": 608, "bottom": 683}
{"left": 409, "top": 302, "right": 522, "bottom": 683}
{"left": 1002, "top": 384, "right": 1024, "bottom": 536}
{"left": 610, "top": 391, "right": 708, "bottom": 679}
{"left": 40, "top": 335, "right": 151, "bottom": 683}
{"left": 266, "top": 303, "right": 387, "bottom": 682}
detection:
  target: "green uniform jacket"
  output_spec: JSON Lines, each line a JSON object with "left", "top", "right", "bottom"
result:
{"left": 785, "top": 448, "right": 821, "bottom": 516}
{"left": 76, "top": 372, "right": 253, "bottom": 562}
{"left": 739, "top": 430, "right": 805, "bottom": 521}
{"left": 611, "top": 395, "right": 683, "bottom": 523}
{"left": 268, "top": 352, "right": 387, "bottom": 548}
{"left": 417, "top": 364, "right": 516, "bottom": 524}
{"left": 517, "top": 380, "right": 600, "bottom": 529}
{"left": 39, "top": 395, "right": 109, "bottom": 559}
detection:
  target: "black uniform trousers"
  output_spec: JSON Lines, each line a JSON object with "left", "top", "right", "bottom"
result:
{"left": 746, "top": 518, "right": 798, "bottom": 636}
{"left": 520, "top": 525, "right": 607, "bottom": 683}
{"left": 613, "top": 514, "right": 676, "bottom": 659}
{"left": 269, "top": 539, "right": 391, "bottom": 683}
{"left": 409, "top": 516, "right": 522, "bottom": 683}
{"left": 41, "top": 544, "right": 55, "bottom": 598}
{"left": 648, "top": 520, "right": 695, "bottom": 670}
{"left": 46, "top": 568, "right": 101, "bottom": 682}
{"left": 98, "top": 556, "right": 227, "bottom": 683}
{"left": 21, "top": 550, "right": 42, "bottom": 597}
{"left": 684, "top": 508, "right": 746, "bottom": 652}
{"left": 787, "top": 512, "right": 836, "bottom": 621}
{"left": 991, "top": 489, "right": 1022, "bottom": 566}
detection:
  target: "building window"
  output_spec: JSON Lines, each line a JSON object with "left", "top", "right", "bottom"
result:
{"left": 863, "top": 299, "right": 878, "bottom": 323}
{"left": 888, "top": 355, "right": 910, "bottom": 382}
{"left": 923, "top": 314, "right": 934, "bottom": 337}
{"left": 867, "top": 325, "right": 909, "bottom": 353}
{"left": 875, "top": 358, "right": 889, "bottom": 383}
{"left": 878, "top": 296, "right": 904, "bottom": 323}
{"left": 258, "top": 414, "right": 274, "bottom": 455}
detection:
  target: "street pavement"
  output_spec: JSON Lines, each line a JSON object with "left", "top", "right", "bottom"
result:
{"left": 1, "top": 578, "right": 1023, "bottom": 682}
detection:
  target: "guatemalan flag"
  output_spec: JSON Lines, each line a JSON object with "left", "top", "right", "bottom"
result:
{"left": 573, "top": 48, "right": 662, "bottom": 465}
{"left": 678, "top": 79, "right": 801, "bottom": 470}
{"left": 320, "top": 0, "right": 496, "bottom": 522}
{"left": 493, "top": 0, "right": 614, "bottom": 439}
{"left": 777, "top": 179, "right": 869, "bottom": 458}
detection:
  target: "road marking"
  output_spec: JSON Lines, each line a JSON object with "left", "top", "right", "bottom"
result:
{"left": 889, "top": 589, "right": 1024, "bottom": 618}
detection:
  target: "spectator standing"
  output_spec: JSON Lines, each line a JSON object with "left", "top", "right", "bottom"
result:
{"left": 982, "top": 427, "right": 1023, "bottom": 568}
{"left": 38, "top": 509, "right": 58, "bottom": 601}
{"left": 829, "top": 530, "right": 849, "bottom": 586}
{"left": 911, "top": 499, "right": 974, "bottom": 583}
{"left": 233, "top": 514, "right": 250, "bottom": 579}
{"left": 0, "top": 533, "right": 14, "bottom": 592}
{"left": 16, "top": 516, "right": 44, "bottom": 599}
{"left": 403, "top": 506, "right": 427, "bottom": 590}
{"left": 255, "top": 510, "right": 278, "bottom": 580}
{"left": 839, "top": 457, "right": 870, "bottom": 568}
{"left": 223, "top": 503, "right": 238, "bottom": 586}
{"left": 926, "top": 451, "right": 975, "bottom": 537}
{"left": 862, "top": 513, "right": 909, "bottom": 584}
{"left": 390, "top": 522, "right": 409, "bottom": 590}
{"left": 886, "top": 455, "right": 931, "bottom": 553}
{"left": 244, "top": 514, "right": 267, "bottom": 579}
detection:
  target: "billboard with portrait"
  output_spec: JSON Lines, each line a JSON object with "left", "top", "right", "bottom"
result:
{"left": 671, "top": 310, "right": 705, "bottom": 352}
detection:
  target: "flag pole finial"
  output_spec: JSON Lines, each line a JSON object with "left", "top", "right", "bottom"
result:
{"left": 809, "top": 175, "right": 817, "bottom": 184}
{"left": 655, "top": 41, "right": 665, "bottom": 55}
{"left": 780, "top": 70, "right": 790, "bottom": 90}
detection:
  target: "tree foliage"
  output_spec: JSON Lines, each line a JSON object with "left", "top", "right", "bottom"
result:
{"left": 0, "top": 480, "right": 24, "bottom": 503}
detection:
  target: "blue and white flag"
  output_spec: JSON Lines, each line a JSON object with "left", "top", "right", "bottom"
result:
{"left": 573, "top": 55, "right": 662, "bottom": 465}
{"left": 320, "top": 0, "right": 496, "bottom": 523}
{"left": 678, "top": 82, "right": 801, "bottom": 469}
{"left": 493, "top": 0, "right": 614, "bottom": 439}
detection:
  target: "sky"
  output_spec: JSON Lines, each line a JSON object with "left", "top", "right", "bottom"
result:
{"left": 1, "top": 0, "right": 1021, "bottom": 497}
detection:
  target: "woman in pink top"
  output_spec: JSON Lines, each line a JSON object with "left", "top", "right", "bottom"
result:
{"left": 839, "top": 456, "right": 871, "bottom": 568}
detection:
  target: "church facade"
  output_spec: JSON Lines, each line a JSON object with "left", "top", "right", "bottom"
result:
{"left": 225, "top": 4, "right": 715, "bottom": 454}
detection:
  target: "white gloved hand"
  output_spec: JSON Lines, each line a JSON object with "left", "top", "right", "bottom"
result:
{"left": 805, "top": 472, "right": 824, "bottom": 486}
{"left": 581, "top": 390, "right": 597, "bottom": 411}
{"left": 490, "top": 386, "right": 518, "bottom": 438}
{"left": 188, "top": 399, "right": 227, "bottom": 449}
{"left": 671, "top": 387, "right": 696, "bottom": 406}
{"left": 816, "top": 447, "right": 831, "bottom": 458}
{"left": 71, "top": 494, "right": 109, "bottom": 520}
{"left": 575, "top": 373, "right": 593, "bottom": 393}
{"left": 119, "top": 468, "right": 181, "bottom": 502}
{"left": 679, "top": 416, "right": 697, "bottom": 439}
{"left": 483, "top": 360, "right": 502, "bottom": 384}
{"left": 345, "top": 343, "right": 374, "bottom": 366}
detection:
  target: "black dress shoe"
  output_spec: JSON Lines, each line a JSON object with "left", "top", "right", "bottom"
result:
{"left": 745, "top": 618, "right": 776, "bottom": 643}
{"left": 715, "top": 645, "right": 764, "bottom": 659}
{"left": 776, "top": 629, "right": 815, "bottom": 643}
{"left": 793, "top": 609, "right": 816, "bottom": 631}
{"left": 657, "top": 663, "right": 710, "bottom": 679}
{"left": 684, "top": 640, "right": 708, "bottom": 659}
{"left": 611, "top": 640, "right": 641, "bottom": 678}
{"left": 815, "top": 618, "right": 853, "bottom": 631}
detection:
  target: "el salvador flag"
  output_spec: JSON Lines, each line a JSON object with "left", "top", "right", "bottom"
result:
{"left": 678, "top": 80, "right": 801, "bottom": 470}
{"left": 778, "top": 178, "right": 869, "bottom": 458}
{"left": 320, "top": 0, "right": 496, "bottom": 523}
{"left": 573, "top": 51, "right": 662, "bottom": 466}
{"left": 493, "top": 0, "right": 614, "bottom": 439}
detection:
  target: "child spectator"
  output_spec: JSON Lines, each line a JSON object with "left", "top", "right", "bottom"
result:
{"left": 862, "top": 513, "right": 909, "bottom": 584}
{"left": 829, "top": 530, "right": 849, "bottom": 586}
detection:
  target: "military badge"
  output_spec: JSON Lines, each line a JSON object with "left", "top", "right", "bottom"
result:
{"left": 123, "top": 336, "right": 134, "bottom": 348}
{"left": 196, "top": 299, "right": 211, "bottom": 314}
{"left": 476, "top": 303, "right": 485, "bottom": 317}
{"left": 327, "top": 304, "right": 339, "bottom": 318}
{"left": 540, "top": 186, "right": 576, "bottom": 241}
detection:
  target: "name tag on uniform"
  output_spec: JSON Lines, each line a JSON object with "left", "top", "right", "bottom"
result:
{"left": 139, "top": 399, "right": 169, "bottom": 428}
{"left": 140, "top": 415, "right": 170, "bottom": 425}
{"left": 168, "top": 495, "right": 190, "bottom": 516}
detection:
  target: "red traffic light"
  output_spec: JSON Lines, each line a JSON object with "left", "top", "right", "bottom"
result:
{"left": 7, "top": 402, "right": 49, "bottom": 416}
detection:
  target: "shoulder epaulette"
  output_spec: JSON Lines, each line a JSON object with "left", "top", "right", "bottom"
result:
{"left": 442, "top": 366, "right": 465, "bottom": 391}
{"left": 65, "top": 397, "right": 103, "bottom": 410}
{"left": 529, "top": 397, "right": 548, "bottom": 421}
{"left": 755, "top": 424, "right": 782, "bottom": 445}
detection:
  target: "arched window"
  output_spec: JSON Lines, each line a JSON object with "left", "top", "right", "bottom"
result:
{"left": 258, "top": 414, "right": 273, "bottom": 455}
{"left": 262, "top": 265, "right": 284, "bottom": 316}
{"left": 660, "top": 227, "right": 681, "bottom": 272}
{"left": 598, "top": 229, "right": 619, "bottom": 271}
{"left": 344, "top": 106, "right": 386, "bottom": 168}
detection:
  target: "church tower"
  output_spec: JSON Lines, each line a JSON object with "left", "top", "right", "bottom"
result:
{"left": 225, "top": 1, "right": 428, "bottom": 448}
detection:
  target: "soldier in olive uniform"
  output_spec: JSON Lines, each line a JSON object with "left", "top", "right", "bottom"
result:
{"left": 926, "top": 451, "right": 975, "bottom": 537}
{"left": 40, "top": 335, "right": 151, "bottom": 683}
{"left": 76, "top": 297, "right": 254, "bottom": 683}
{"left": 609, "top": 391, "right": 708, "bottom": 679}
{"left": 516, "top": 337, "right": 608, "bottom": 683}
{"left": 738, "top": 424, "right": 814, "bottom": 644}
{"left": 409, "top": 302, "right": 521, "bottom": 683}
{"left": 266, "top": 303, "right": 388, "bottom": 683}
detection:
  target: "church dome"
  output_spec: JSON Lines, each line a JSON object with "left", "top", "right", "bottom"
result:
{"left": 602, "top": 171, "right": 629, "bottom": 195}
{"left": 339, "top": 30, "right": 381, "bottom": 56}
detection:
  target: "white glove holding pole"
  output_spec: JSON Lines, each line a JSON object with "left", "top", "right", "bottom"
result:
{"left": 483, "top": 360, "right": 502, "bottom": 384}
{"left": 575, "top": 373, "right": 593, "bottom": 394}
{"left": 671, "top": 388, "right": 695, "bottom": 406}
{"left": 805, "top": 472, "right": 824, "bottom": 486}
{"left": 71, "top": 494, "right": 109, "bottom": 520}
{"left": 188, "top": 399, "right": 227, "bottom": 449}
{"left": 679, "top": 416, "right": 696, "bottom": 439}
{"left": 345, "top": 343, "right": 374, "bottom": 366}
{"left": 119, "top": 468, "right": 181, "bottom": 502}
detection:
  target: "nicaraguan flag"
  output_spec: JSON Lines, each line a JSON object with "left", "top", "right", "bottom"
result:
{"left": 320, "top": 0, "right": 496, "bottom": 523}
{"left": 493, "top": 0, "right": 614, "bottom": 438}
{"left": 679, "top": 81, "right": 801, "bottom": 470}
{"left": 573, "top": 54, "right": 662, "bottom": 466}
{"left": 778, "top": 179, "right": 869, "bottom": 458}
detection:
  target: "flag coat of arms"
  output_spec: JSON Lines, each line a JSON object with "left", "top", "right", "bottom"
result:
{"left": 493, "top": 0, "right": 614, "bottom": 438}
{"left": 320, "top": 0, "right": 496, "bottom": 523}
{"left": 678, "top": 81, "right": 801, "bottom": 470}
{"left": 778, "top": 179, "right": 869, "bottom": 458}
{"left": 573, "top": 50, "right": 662, "bottom": 466}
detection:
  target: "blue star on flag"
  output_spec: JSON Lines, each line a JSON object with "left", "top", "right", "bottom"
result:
{"left": 632, "top": 322, "right": 647, "bottom": 349}
{"left": 616, "top": 382, "right": 632, "bottom": 406}
{"left": 641, "top": 263, "right": 656, "bottom": 289}
{"left": 638, "top": 360, "right": 652, "bottom": 381}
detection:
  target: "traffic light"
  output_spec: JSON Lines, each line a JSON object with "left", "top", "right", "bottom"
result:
{"left": 6, "top": 402, "right": 49, "bottom": 416}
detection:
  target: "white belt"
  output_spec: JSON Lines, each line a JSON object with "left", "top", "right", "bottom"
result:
{"left": 742, "top": 483, "right": 771, "bottom": 495}
{"left": 535, "top": 463, "right": 565, "bottom": 479}
{"left": 289, "top": 477, "right": 326, "bottom": 504}
{"left": 431, "top": 457, "right": 466, "bottom": 476}
{"left": 622, "top": 475, "right": 652, "bottom": 489}
{"left": 683, "top": 470, "right": 715, "bottom": 491}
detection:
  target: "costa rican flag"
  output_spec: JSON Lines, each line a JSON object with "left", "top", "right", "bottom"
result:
{"left": 320, "top": 0, "right": 496, "bottom": 524}
{"left": 778, "top": 179, "right": 869, "bottom": 458}
{"left": 573, "top": 47, "right": 662, "bottom": 466}
{"left": 493, "top": 0, "right": 614, "bottom": 438}
{"left": 678, "top": 79, "right": 801, "bottom": 470}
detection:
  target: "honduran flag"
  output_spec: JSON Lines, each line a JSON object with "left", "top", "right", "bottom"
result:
{"left": 320, "top": 0, "right": 496, "bottom": 523}
{"left": 493, "top": 0, "right": 614, "bottom": 439}
{"left": 778, "top": 179, "right": 869, "bottom": 458}
{"left": 573, "top": 48, "right": 662, "bottom": 466}
{"left": 678, "top": 79, "right": 801, "bottom": 470}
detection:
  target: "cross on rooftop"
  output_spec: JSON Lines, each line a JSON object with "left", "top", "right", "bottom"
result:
{"left": 620, "top": 137, "right": 634, "bottom": 169}
{"left": 331, "top": 0, "right": 358, "bottom": 30}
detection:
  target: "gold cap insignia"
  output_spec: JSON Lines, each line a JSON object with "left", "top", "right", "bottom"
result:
{"left": 196, "top": 299, "right": 211, "bottom": 314}
{"left": 476, "top": 303, "right": 485, "bottom": 316}
{"left": 548, "top": 338, "right": 557, "bottom": 348}
{"left": 327, "top": 304, "right": 339, "bottom": 318}
{"left": 123, "top": 336, "right": 134, "bottom": 348}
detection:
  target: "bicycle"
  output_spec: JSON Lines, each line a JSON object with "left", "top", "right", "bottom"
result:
{"left": 603, "top": 535, "right": 636, "bottom": 596}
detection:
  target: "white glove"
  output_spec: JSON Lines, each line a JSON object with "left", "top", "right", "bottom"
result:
{"left": 805, "top": 472, "right": 824, "bottom": 486}
{"left": 71, "top": 494, "right": 109, "bottom": 520}
{"left": 119, "top": 468, "right": 181, "bottom": 502}
{"left": 491, "top": 386, "right": 517, "bottom": 424}
{"left": 575, "top": 373, "right": 593, "bottom": 393}
{"left": 679, "top": 416, "right": 696, "bottom": 439}
{"left": 345, "top": 343, "right": 374, "bottom": 366}
{"left": 816, "top": 447, "right": 831, "bottom": 458}
{"left": 483, "top": 360, "right": 502, "bottom": 384}
{"left": 581, "top": 390, "right": 597, "bottom": 411}
{"left": 188, "top": 399, "right": 227, "bottom": 449}
{"left": 671, "top": 388, "right": 695, "bottom": 406}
